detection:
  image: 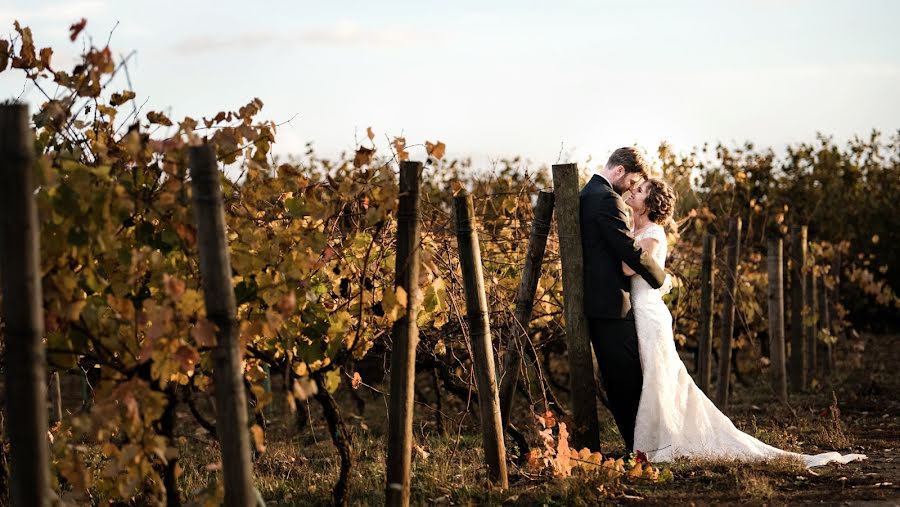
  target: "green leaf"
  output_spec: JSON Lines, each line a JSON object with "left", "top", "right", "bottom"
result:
{"left": 324, "top": 368, "right": 342, "bottom": 394}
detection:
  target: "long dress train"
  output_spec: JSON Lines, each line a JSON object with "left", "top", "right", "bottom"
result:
{"left": 630, "top": 223, "right": 866, "bottom": 468}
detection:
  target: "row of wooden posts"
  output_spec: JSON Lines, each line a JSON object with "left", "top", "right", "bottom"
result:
{"left": 0, "top": 101, "right": 840, "bottom": 506}
{"left": 0, "top": 104, "right": 257, "bottom": 506}
{"left": 695, "top": 219, "right": 839, "bottom": 406}
{"left": 385, "top": 162, "right": 843, "bottom": 504}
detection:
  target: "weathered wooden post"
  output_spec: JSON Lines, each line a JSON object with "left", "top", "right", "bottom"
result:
{"left": 805, "top": 263, "right": 818, "bottom": 381}
{"left": 190, "top": 145, "right": 255, "bottom": 507}
{"left": 551, "top": 163, "right": 600, "bottom": 451}
{"left": 697, "top": 234, "right": 716, "bottom": 394}
{"left": 49, "top": 372, "right": 62, "bottom": 426}
{"left": 0, "top": 103, "right": 52, "bottom": 506}
{"left": 767, "top": 238, "right": 788, "bottom": 400}
{"left": 818, "top": 273, "right": 833, "bottom": 374}
{"left": 385, "top": 161, "right": 423, "bottom": 506}
{"left": 790, "top": 225, "right": 808, "bottom": 391}
{"left": 454, "top": 192, "right": 509, "bottom": 488}
{"left": 499, "top": 191, "right": 554, "bottom": 429}
{"left": 715, "top": 217, "right": 742, "bottom": 408}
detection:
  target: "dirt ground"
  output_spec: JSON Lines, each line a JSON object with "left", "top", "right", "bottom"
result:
{"left": 620, "top": 332, "right": 900, "bottom": 505}
{"left": 234, "top": 332, "right": 899, "bottom": 505}
{"left": 54, "top": 332, "right": 900, "bottom": 505}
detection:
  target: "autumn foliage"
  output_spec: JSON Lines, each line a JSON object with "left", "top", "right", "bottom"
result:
{"left": 0, "top": 20, "right": 897, "bottom": 504}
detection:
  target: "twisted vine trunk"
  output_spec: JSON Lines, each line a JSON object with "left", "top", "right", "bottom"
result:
{"left": 160, "top": 392, "right": 181, "bottom": 507}
{"left": 314, "top": 374, "right": 353, "bottom": 507}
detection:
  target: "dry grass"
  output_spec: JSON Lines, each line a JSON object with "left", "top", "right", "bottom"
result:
{"left": 55, "top": 333, "right": 900, "bottom": 505}
{"left": 735, "top": 469, "right": 775, "bottom": 500}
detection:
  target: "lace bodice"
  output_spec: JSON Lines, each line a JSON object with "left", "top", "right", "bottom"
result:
{"left": 633, "top": 223, "right": 667, "bottom": 269}
{"left": 631, "top": 223, "right": 668, "bottom": 305}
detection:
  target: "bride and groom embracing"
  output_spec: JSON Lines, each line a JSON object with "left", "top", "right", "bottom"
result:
{"left": 579, "top": 147, "right": 865, "bottom": 468}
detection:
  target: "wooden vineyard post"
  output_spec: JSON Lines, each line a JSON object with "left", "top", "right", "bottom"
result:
{"left": 818, "top": 274, "right": 833, "bottom": 374}
{"left": 715, "top": 217, "right": 742, "bottom": 408}
{"left": 0, "top": 104, "right": 52, "bottom": 506}
{"left": 453, "top": 192, "right": 509, "bottom": 489}
{"left": 790, "top": 225, "right": 808, "bottom": 391}
{"left": 697, "top": 234, "right": 716, "bottom": 395}
{"left": 805, "top": 262, "right": 818, "bottom": 382}
{"left": 189, "top": 145, "right": 255, "bottom": 507}
{"left": 49, "top": 372, "right": 62, "bottom": 426}
{"left": 551, "top": 163, "right": 600, "bottom": 451}
{"left": 767, "top": 238, "right": 788, "bottom": 401}
{"left": 499, "top": 190, "right": 554, "bottom": 429}
{"left": 385, "top": 161, "right": 424, "bottom": 506}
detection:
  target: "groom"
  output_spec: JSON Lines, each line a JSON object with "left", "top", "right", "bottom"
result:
{"left": 580, "top": 147, "right": 667, "bottom": 453}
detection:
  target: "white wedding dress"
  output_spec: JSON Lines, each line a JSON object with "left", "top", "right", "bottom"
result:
{"left": 630, "top": 223, "right": 866, "bottom": 467}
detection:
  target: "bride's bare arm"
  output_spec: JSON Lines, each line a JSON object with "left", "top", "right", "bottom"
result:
{"left": 622, "top": 238, "right": 660, "bottom": 276}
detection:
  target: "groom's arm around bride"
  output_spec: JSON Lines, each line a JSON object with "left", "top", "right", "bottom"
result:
{"left": 579, "top": 170, "right": 665, "bottom": 319}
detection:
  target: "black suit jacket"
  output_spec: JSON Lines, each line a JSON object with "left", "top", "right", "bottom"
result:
{"left": 580, "top": 175, "right": 666, "bottom": 319}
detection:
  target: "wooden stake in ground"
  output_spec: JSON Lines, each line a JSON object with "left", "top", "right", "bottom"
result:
{"left": 716, "top": 217, "right": 742, "bottom": 408}
{"left": 805, "top": 263, "right": 818, "bottom": 382}
{"left": 190, "top": 145, "right": 256, "bottom": 507}
{"left": 499, "top": 190, "right": 554, "bottom": 429}
{"left": 49, "top": 372, "right": 62, "bottom": 426}
{"left": 697, "top": 234, "right": 716, "bottom": 395}
{"left": 0, "top": 103, "right": 52, "bottom": 507}
{"left": 453, "top": 192, "right": 509, "bottom": 489}
{"left": 386, "top": 161, "right": 424, "bottom": 506}
{"left": 551, "top": 163, "right": 600, "bottom": 451}
{"left": 767, "top": 238, "right": 788, "bottom": 401}
{"left": 818, "top": 273, "right": 833, "bottom": 374}
{"left": 790, "top": 225, "right": 808, "bottom": 391}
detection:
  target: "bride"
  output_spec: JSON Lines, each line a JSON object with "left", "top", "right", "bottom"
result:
{"left": 621, "top": 178, "right": 866, "bottom": 468}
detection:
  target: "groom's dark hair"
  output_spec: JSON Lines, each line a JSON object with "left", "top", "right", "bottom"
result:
{"left": 606, "top": 147, "right": 650, "bottom": 179}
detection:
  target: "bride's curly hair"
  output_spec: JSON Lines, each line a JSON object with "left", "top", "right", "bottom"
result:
{"left": 644, "top": 178, "right": 677, "bottom": 226}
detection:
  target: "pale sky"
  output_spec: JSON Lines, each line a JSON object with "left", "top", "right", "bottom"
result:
{"left": 2, "top": 0, "right": 899, "bottom": 168}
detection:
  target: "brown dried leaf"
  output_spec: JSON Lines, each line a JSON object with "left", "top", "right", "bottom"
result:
{"left": 69, "top": 18, "right": 87, "bottom": 41}
{"left": 536, "top": 409, "right": 556, "bottom": 429}
{"left": 0, "top": 40, "right": 9, "bottom": 72}
{"left": 110, "top": 90, "right": 136, "bottom": 106}
{"left": 174, "top": 345, "right": 200, "bottom": 372}
{"left": 191, "top": 318, "right": 217, "bottom": 347}
{"left": 426, "top": 140, "right": 446, "bottom": 160}
{"left": 12, "top": 22, "right": 35, "bottom": 68}
{"left": 39, "top": 47, "right": 52, "bottom": 70}
{"left": 354, "top": 146, "right": 375, "bottom": 168}
{"left": 392, "top": 137, "right": 408, "bottom": 161}
{"left": 147, "top": 111, "right": 173, "bottom": 126}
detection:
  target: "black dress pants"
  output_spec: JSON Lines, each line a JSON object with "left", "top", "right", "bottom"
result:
{"left": 588, "top": 315, "right": 643, "bottom": 453}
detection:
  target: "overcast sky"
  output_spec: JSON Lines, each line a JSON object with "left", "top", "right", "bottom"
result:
{"left": 2, "top": 0, "right": 899, "bottom": 168}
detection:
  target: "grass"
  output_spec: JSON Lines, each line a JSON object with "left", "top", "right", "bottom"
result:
{"left": 54, "top": 332, "right": 900, "bottom": 505}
